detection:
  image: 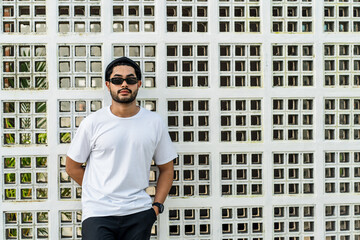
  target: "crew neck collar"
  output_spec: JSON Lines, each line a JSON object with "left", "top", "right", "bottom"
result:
{"left": 107, "top": 105, "right": 143, "bottom": 119}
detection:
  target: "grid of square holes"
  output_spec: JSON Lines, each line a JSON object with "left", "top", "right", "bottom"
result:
{"left": 4, "top": 211, "right": 49, "bottom": 239}
{"left": 58, "top": 44, "right": 102, "bottom": 89}
{"left": 325, "top": 204, "right": 360, "bottom": 239}
{"left": 324, "top": 0, "right": 360, "bottom": 32}
{"left": 221, "top": 206, "right": 264, "bottom": 239}
{"left": 2, "top": 101, "right": 47, "bottom": 145}
{"left": 324, "top": 151, "right": 360, "bottom": 194}
{"left": 272, "top": 98, "right": 314, "bottom": 140}
{"left": 58, "top": 0, "right": 101, "bottom": 33}
{"left": 137, "top": 99, "right": 157, "bottom": 112}
{"left": 272, "top": 0, "right": 312, "bottom": 33}
{"left": 221, "top": 152, "right": 263, "bottom": 196}
{"left": 219, "top": 0, "right": 260, "bottom": 33}
{"left": 58, "top": 99, "right": 102, "bottom": 144}
{"left": 60, "top": 210, "right": 82, "bottom": 240}
{"left": 220, "top": 99, "right": 262, "bottom": 142}
{"left": 166, "top": 0, "right": 208, "bottom": 32}
{"left": 2, "top": 156, "right": 48, "bottom": 201}
{"left": 273, "top": 152, "right": 314, "bottom": 195}
{"left": 272, "top": 44, "right": 314, "bottom": 87}
{"left": 1, "top": 1, "right": 360, "bottom": 239}
{"left": 167, "top": 99, "right": 210, "bottom": 142}
{"left": 169, "top": 154, "right": 210, "bottom": 197}
{"left": 219, "top": 44, "right": 262, "bottom": 87}
{"left": 324, "top": 44, "right": 360, "bottom": 87}
{"left": 59, "top": 155, "right": 82, "bottom": 200}
{"left": 324, "top": 98, "right": 360, "bottom": 140}
{"left": 113, "top": 45, "right": 156, "bottom": 88}
{"left": 273, "top": 205, "right": 315, "bottom": 240}
{"left": 168, "top": 208, "right": 211, "bottom": 238}
{"left": 1, "top": 44, "right": 47, "bottom": 89}
{"left": 167, "top": 44, "right": 209, "bottom": 88}
{"left": 113, "top": 0, "right": 155, "bottom": 32}
{"left": 1, "top": 0, "right": 46, "bottom": 33}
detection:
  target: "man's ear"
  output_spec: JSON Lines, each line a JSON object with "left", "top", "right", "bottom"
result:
{"left": 138, "top": 80, "right": 142, "bottom": 88}
{"left": 105, "top": 81, "right": 110, "bottom": 90}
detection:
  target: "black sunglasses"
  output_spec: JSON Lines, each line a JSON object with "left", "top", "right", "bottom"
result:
{"left": 109, "top": 77, "right": 139, "bottom": 85}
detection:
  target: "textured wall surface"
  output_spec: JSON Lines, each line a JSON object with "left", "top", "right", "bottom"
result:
{"left": 1, "top": 0, "right": 360, "bottom": 239}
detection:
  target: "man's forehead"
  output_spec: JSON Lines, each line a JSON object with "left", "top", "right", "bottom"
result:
{"left": 111, "top": 65, "right": 136, "bottom": 75}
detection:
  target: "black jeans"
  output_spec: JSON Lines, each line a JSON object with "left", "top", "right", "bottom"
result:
{"left": 82, "top": 208, "right": 157, "bottom": 240}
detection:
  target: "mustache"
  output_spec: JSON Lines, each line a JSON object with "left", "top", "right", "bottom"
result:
{"left": 117, "top": 88, "right": 132, "bottom": 94}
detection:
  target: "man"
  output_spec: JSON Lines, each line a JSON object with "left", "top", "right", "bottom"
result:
{"left": 66, "top": 57, "right": 177, "bottom": 240}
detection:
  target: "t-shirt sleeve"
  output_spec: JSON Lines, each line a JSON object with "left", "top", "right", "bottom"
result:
{"left": 153, "top": 120, "right": 178, "bottom": 165}
{"left": 67, "top": 119, "right": 92, "bottom": 163}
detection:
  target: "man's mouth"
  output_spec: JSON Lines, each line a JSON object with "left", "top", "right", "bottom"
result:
{"left": 118, "top": 89, "right": 131, "bottom": 94}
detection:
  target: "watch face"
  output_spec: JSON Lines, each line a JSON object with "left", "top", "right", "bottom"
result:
{"left": 159, "top": 204, "right": 164, "bottom": 213}
{"left": 154, "top": 203, "right": 164, "bottom": 213}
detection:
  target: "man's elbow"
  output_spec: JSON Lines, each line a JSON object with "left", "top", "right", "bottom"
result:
{"left": 65, "top": 156, "right": 80, "bottom": 176}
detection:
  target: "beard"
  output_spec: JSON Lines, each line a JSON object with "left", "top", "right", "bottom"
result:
{"left": 110, "top": 87, "right": 138, "bottom": 104}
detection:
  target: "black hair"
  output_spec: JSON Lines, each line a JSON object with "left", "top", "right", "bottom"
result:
{"left": 105, "top": 57, "right": 142, "bottom": 82}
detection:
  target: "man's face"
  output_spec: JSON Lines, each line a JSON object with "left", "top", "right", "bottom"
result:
{"left": 106, "top": 65, "right": 142, "bottom": 104}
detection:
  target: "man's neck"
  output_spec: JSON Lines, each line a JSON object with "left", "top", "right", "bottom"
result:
{"left": 110, "top": 101, "right": 140, "bottom": 118}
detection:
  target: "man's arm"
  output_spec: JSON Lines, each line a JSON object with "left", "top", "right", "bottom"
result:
{"left": 66, "top": 156, "right": 85, "bottom": 186}
{"left": 152, "top": 160, "right": 174, "bottom": 215}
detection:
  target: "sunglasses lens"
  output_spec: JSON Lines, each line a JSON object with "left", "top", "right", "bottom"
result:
{"left": 126, "top": 78, "right": 138, "bottom": 84}
{"left": 111, "top": 78, "right": 123, "bottom": 85}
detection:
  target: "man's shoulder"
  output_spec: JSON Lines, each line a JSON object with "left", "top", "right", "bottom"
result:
{"left": 80, "top": 106, "right": 108, "bottom": 125}
{"left": 140, "top": 107, "right": 163, "bottom": 122}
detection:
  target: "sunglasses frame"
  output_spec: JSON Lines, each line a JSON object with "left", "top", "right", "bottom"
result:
{"left": 109, "top": 77, "right": 139, "bottom": 85}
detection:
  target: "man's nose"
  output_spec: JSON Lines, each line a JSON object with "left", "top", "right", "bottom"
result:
{"left": 120, "top": 79, "right": 128, "bottom": 87}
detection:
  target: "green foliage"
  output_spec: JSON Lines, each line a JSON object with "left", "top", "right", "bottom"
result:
{"left": 4, "top": 118, "right": 15, "bottom": 128}
{"left": 21, "top": 157, "right": 31, "bottom": 168}
{"left": 5, "top": 133, "right": 15, "bottom": 144}
{"left": 37, "top": 133, "right": 47, "bottom": 144}
{"left": 5, "top": 189, "right": 16, "bottom": 199}
{"left": 20, "top": 118, "right": 31, "bottom": 129}
{"left": 35, "top": 61, "right": 46, "bottom": 72}
{"left": 37, "top": 188, "right": 48, "bottom": 199}
{"left": 6, "top": 213, "right": 17, "bottom": 223}
{"left": 35, "top": 77, "right": 47, "bottom": 89}
{"left": 21, "top": 228, "right": 32, "bottom": 238}
{"left": 3, "top": 102, "right": 15, "bottom": 113}
{"left": 4, "top": 157, "right": 16, "bottom": 168}
{"left": 21, "top": 189, "right": 32, "bottom": 199}
{"left": 20, "top": 133, "right": 31, "bottom": 144}
{"left": 19, "top": 62, "right": 30, "bottom": 73}
{"left": 20, "top": 102, "right": 30, "bottom": 113}
{"left": 61, "top": 188, "right": 71, "bottom": 198}
{"left": 36, "top": 157, "right": 47, "bottom": 168}
{"left": 21, "top": 173, "right": 32, "bottom": 183}
{"left": 36, "top": 117, "right": 46, "bottom": 129}
{"left": 19, "top": 77, "right": 30, "bottom": 88}
{"left": 37, "top": 228, "right": 48, "bottom": 237}
{"left": 36, "top": 102, "right": 47, "bottom": 113}
{"left": 5, "top": 173, "right": 16, "bottom": 184}
{"left": 60, "top": 132, "right": 71, "bottom": 143}
{"left": 37, "top": 212, "right": 48, "bottom": 222}
{"left": 7, "top": 228, "right": 17, "bottom": 238}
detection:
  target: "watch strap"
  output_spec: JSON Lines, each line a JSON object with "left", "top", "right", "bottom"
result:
{"left": 152, "top": 202, "right": 164, "bottom": 213}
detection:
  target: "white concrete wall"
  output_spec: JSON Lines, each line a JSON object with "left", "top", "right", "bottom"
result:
{"left": 1, "top": 0, "right": 360, "bottom": 239}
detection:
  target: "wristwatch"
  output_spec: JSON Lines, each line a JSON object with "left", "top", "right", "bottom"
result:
{"left": 152, "top": 202, "right": 164, "bottom": 214}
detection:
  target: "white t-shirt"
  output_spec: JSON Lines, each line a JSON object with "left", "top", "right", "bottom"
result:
{"left": 67, "top": 106, "right": 177, "bottom": 221}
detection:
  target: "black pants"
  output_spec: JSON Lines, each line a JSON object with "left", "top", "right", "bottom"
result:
{"left": 82, "top": 208, "right": 157, "bottom": 240}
